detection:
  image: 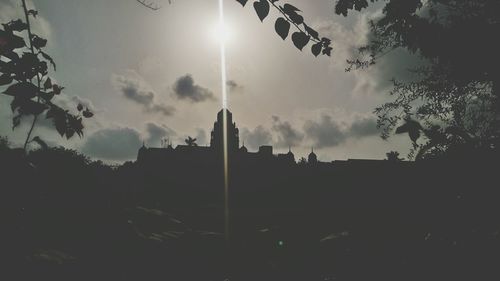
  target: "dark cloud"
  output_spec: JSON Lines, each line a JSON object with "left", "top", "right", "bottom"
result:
{"left": 114, "top": 72, "right": 175, "bottom": 116}
{"left": 122, "top": 86, "right": 154, "bottom": 105}
{"left": 240, "top": 126, "right": 273, "bottom": 151}
{"left": 81, "top": 127, "right": 142, "bottom": 161}
{"left": 145, "top": 122, "right": 176, "bottom": 147}
{"left": 226, "top": 80, "right": 243, "bottom": 93}
{"left": 172, "top": 74, "right": 216, "bottom": 103}
{"left": 350, "top": 117, "right": 380, "bottom": 138}
{"left": 271, "top": 116, "right": 304, "bottom": 148}
{"left": 304, "top": 114, "right": 380, "bottom": 148}
{"left": 304, "top": 115, "right": 346, "bottom": 148}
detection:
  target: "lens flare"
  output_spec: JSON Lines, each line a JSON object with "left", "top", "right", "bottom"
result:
{"left": 218, "top": 0, "right": 229, "bottom": 242}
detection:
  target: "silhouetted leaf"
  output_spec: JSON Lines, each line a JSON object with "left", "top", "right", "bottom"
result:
{"left": 275, "top": 17, "right": 290, "bottom": 40}
{"left": 52, "top": 84, "right": 64, "bottom": 95}
{"left": 304, "top": 23, "right": 319, "bottom": 40}
{"left": 291, "top": 32, "right": 309, "bottom": 51}
{"left": 82, "top": 109, "right": 94, "bottom": 118}
{"left": 282, "top": 6, "right": 303, "bottom": 25}
{"left": 31, "top": 136, "right": 48, "bottom": 150}
{"left": 28, "top": 10, "right": 38, "bottom": 18}
{"left": 39, "top": 91, "right": 54, "bottom": 102}
{"left": 31, "top": 35, "right": 47, "bottom": 49}
{"left": 409, "top": 129, "right": 420, "bottom": 143}
{"left": 53, "top": 112, "right": 68, "bottom": 137}
{"left": 10, "top": 96, "right": 25, "bottom": 112}
{"left": 0, "top": 73, "right": 12, "bottom": 85}
{"left": 4, "top": 51, "right": 19, "bottom": 61}
{"left": 335, "top": 0, "right": 372, "bottom": 16}
{"left": 0, "top": 30, "right": 25, "bottom": 54}
{"left": 322, "top": 46, "right": 332, "bottom": 56}
{"left": 396, "top": 119, "right": 423, "bottom": 143}
{"left": 2, "top": 19, "right": 28, "bottom": 32}
{"left": 282, "top": 3, "right": 301, "bottom": 14}
{"left": 3, "top": 82, "right": 38, "bottom": 99}
{"left": 43, "top": 77, "right": 52, "bottom": 90}
{"left": 236, "top": 0, "right": 248, "bottom": 6}
{"left": 311, "top": 42, "right": 322, "bottom": 57}
{"left": 68, "top": 115, "right": 84, "bottom": 138}
{"left": 395, "top": 124, "right": 409, "bottom": 134}
{"left": 12, "top": 114, "right": 21, "bottom": 129}
{"left": 66, "top": 128, "right": 75, "bottom": 139}
{"left": 253, "top": 0, "right": 270, "bottom": 22}
{"left": 19, "top": 100, "right": 47, "bottom": 115}
{"left": 40, "top": 51, "right": 56, "bottom": 71}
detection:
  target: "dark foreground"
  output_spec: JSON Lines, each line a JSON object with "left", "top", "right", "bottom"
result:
{"left": 1, "top": 148, "right": 500, "bottom": 281}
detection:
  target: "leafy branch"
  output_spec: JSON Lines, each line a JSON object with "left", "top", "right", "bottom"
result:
{"left": 134, "top": 0, "right": 333, "bottom": 57}
{"left": 0, "top": 0, "right": 93, "bottom": 152}
{"left": 237, "top": 0, "right": 332, "bottom": 57}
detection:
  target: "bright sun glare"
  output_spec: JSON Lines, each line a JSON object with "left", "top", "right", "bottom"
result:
{"left": 212, "top": 22, "right": 231, "bottom": 44}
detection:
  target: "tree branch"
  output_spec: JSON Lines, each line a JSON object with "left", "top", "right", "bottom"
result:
{"left": 136, "top": 0, "right": 162, "bottom": 11}
{"left": 21, "top": 0, "right": 42, "bottom": 152}
{"left": 136, "top": 0, "right": 173, "bottom": 10}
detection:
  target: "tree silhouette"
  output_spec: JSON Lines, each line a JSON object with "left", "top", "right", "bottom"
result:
{"left": 336, "top": 0, "right": 500, "bottom": 157}
{"left": 185, "top": 136, "right": 197, "bottom": 146}
{"left": 0, "top": 0, "right": 93, "bottom": 152}
{"left": 386, "top": 151, "right": 402, "bottom": 162}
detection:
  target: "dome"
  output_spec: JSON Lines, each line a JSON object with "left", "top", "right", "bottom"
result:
{"left": 308, "top": 148, "right": 317, "bottom": 163}
{"left": 240, "top": 143, "right": 248, "bottom": 153}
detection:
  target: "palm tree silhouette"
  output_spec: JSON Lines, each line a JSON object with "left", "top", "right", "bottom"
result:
{"left": 185, "top": 136, "right": 197, "bottom": 147}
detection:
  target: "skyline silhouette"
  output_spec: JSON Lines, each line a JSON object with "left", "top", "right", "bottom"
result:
{"left": 1, "top": 0, "right": 500, "bottom": 280}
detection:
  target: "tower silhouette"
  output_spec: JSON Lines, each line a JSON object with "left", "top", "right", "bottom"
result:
{"left": 210, "top": 109, "right": 239, "bottom": 152}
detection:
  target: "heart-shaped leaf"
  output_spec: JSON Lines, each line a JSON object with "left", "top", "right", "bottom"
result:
{"left": 236, "top": 0, "right": 248, "bottom": 6}
{"left": 275, "top": 17, "right": 290, "bottom": 40}
{"left": 311, "top": 42, "right": 322, "bottom": 57}
{"left": 291, "top": 32, "right": 310, "bottom": 51}
{"left": 253, "top": 0, "right": 270, "bottom": 22}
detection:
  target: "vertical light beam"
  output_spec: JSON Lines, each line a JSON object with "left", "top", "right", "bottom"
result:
{"left": 218, "top": 0, "right": 230, "bottom": 242}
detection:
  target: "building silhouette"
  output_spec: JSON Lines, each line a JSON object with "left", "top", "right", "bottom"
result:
{"left": 137, "top": 109, "right": 296, "bottom": 166}
{"left": 136, "top": 109, "right": 404, "bottom": 169}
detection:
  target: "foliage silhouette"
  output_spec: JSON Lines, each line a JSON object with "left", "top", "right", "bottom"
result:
{"left": 184, "top": 136, "right": 198, "bottom": 146}
{"left": 335, "top": 0, "right": 500, "bottom": 158}
{"left": 1, "top": 137, "right": 499, "bottom": 280}
{"left": 0, "top": 0, "right": 93, "bottom": 152}
{"left": 136, "top": 0, "right": 333, "bottom": 57}
{"left": 385, "top": 150, "right": 402, "bottom": 161}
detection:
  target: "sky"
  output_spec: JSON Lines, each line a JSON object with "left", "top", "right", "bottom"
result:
{"left": 0, "top": 0, "right": 422, "bottom": 162}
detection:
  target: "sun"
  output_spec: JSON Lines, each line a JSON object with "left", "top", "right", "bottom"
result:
{"left": 212, "top": 21, "right": 232, "bottom": 44}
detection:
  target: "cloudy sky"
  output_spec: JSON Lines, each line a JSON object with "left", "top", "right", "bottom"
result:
{"left": 0, "top": 0, "right": 420, "bottom": 162}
